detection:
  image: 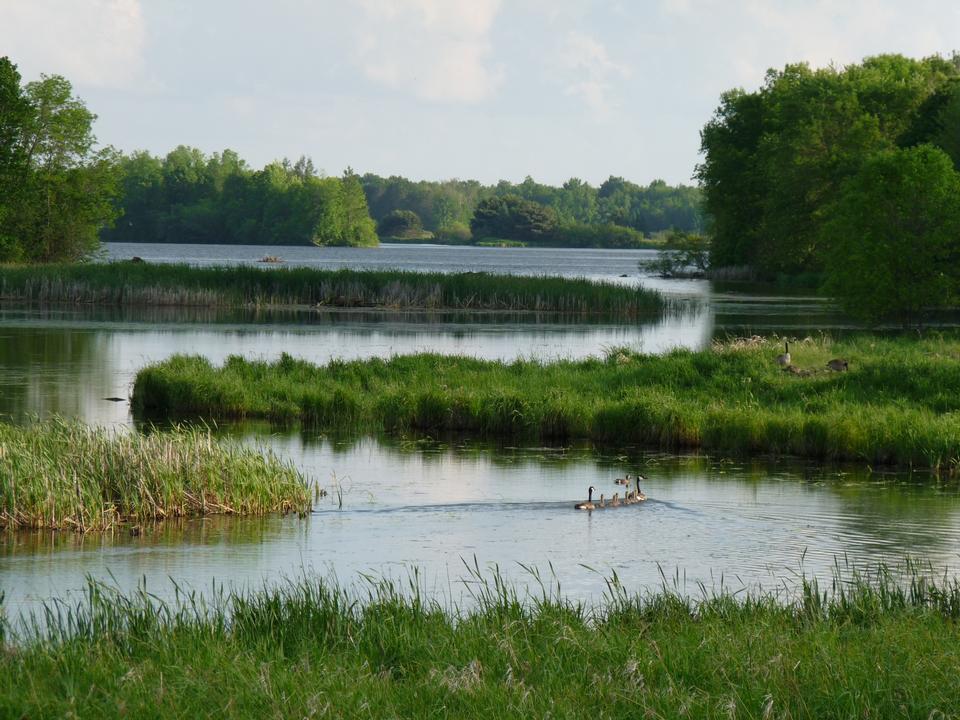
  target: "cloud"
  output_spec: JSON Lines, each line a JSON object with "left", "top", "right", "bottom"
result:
{"left": 355, "top": 0, "right": 503, "bottom": 103}
{"left": 558, "top": 31, "right": 631, "bottom": 120}
{"left": 0, "top": 0, "right": 145, "bottom": 88}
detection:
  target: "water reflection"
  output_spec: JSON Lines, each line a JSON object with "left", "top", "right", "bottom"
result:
{"left": 4, "top": 436, "right": 959, "bottom": 619}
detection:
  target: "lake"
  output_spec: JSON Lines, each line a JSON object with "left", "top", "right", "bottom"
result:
{"left": 1, "top": 243, "right": 953, "bottom": 619}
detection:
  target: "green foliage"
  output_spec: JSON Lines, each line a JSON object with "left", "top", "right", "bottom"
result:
{"left": 0, "top": 58, "right": 119, "bottom": 262}
{"left": 0, "top": 417, "right": 309, "bottom": 530}
{"left": 699, "top": 53, "right": 960, "bottom": 274}
{"left": 823, "top": 146, "right": 960, "bottom": 324}
{"left": 470, "top": 194, "right": 558, "bottom": 243}
{"left": 0, "top": 263, "right": 663, "bottom": 315}
{"left": 377, "top": 209, "right": 424, "bottom": 238}
{"left": 103, "top": 150, "right": 379, "bottom": 247}
{"left": 642, "top": 230, "right": 711, "bottom": 277}
{"left": 5, "top": 565, "right": 960, "bottom": 718}
{"left": 361, "top": 173, "right": 703, "bottom": 245}
{"left": 132, "top": 336, "right": 960, "bottom": 471}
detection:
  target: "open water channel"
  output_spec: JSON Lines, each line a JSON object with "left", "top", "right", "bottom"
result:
{"left": 3, "top": 243, "right": 959, "bottom": 619}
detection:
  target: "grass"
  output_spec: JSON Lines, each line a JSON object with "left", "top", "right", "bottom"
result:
{"left": 131, "top": 335, "right": 960, "bottom": 472}
{"left": 3, "top": 562, "right": 960, "bottom": 717}
{"left": 0, "top": 262, "right": 663, "bottom": 315}
{"left": 0, "top": 418, "right": 310, "bottom": 531}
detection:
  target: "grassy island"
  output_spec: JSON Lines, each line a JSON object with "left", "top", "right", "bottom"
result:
{"left": 0, "top": 263, "right": 663, "bottom": 316}
{"left": 3, "top": 567, "right": 960, "bottom": 717}
{"left": 0, "top": 419, "right": 310, "bottom": 531}
{"left": 132, "top": 336, "right": 960, "bottom": 472}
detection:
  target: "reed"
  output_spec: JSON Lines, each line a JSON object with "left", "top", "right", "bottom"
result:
{"left": 0, "top": 262, "right": 663, "bottom": 315}
{"left": 0, "top": 418, "right": 310, "bottom": 531}
{"left": 132, "top": 335, "right": 960, "bottom": 471}
{"left": 3, "top": 563, "right": 960, "bottom": 717}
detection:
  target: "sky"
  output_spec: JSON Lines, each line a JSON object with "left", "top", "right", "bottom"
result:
{"left": 1, "top": 0, "right": 958, "bottom": 186}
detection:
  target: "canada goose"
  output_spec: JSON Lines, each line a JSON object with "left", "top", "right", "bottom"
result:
{"left": 597, "top": 494, "right": 606, "bottom": 509}
{"left": 634, "top": 475, "right": 647, "bottom": 503}
{"left": 826, "top": 359, "right": 849, "bottom": 372}
{"left": 776, "top": 341, "right": 791, "bottom": 367}
{"left": 615, "top": 473, "right": 630, "bottom": 486}
{"left": 575, "top": 486, "right": 596, "bottom": 510}
{"left": 611, "top": 493, "right": 621, "bottom": 507}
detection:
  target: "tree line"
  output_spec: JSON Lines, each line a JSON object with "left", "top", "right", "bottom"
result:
{"left": 362, "top": 173, "right": 704, "bottom": 246}
{"left": 102, "top": 150, "right": 378, "bottom": 247}
{"left": 698, "top": 52, "right": 960, "bottom": 322}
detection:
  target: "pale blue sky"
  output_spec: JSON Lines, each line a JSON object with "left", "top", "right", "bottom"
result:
{"left": 2, "top": 0, "right": 958, "bottom": 185}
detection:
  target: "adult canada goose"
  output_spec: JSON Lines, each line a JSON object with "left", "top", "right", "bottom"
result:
{"left": 776, "top": 341, "right": 791, "bottom": 367}
{"left": 575, "top": 486, "right": 596, "bottom": 510}
{"left": 826, "top": 359, "right": 849, "bottom": 372}
{"left": 615, "top": 473, "right": 630, "bottom": 486}
{"left": 633, "top": 475, "right": 647, "bottom": 503}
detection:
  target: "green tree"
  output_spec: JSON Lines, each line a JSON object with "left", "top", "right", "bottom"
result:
{"left": 470, "top": 195, "right": 558, "bottom": 243}
{"left": 377, "top": 209, "right": 423, "bottom": 238}
{"left": 0, "top": 70, "right": 119, "bottom": 261}
{"left": 822, "top": 145, "right": 960, "bottom": 325}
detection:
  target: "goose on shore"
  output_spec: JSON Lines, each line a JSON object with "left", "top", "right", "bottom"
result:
{"left": 776, "top": 342, "right": 791, "bottom": 367}
{"left": 575, "top": 486, "right": 597, "bottom": 511}
{"left": 826, "top": 358, "right": 849, "bottom": 372}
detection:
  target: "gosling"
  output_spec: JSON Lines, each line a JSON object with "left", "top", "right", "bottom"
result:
{"left": 776, "top": 341, "right": 791, "bottom": 367}
{"left": 826, "top": 359, "right": 849, "bottom": 372}
{"left": 575, "top": 486, "right": 597, "bottom": 511}
{"left": 611, "top": 493, "right": 621, "bottom": 507}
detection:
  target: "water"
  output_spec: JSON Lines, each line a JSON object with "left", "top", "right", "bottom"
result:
{"left": 1, "top": 243, "right": 953, "bottom": 618}
{"left": 4, "top": 437, "right": 959, "bottom": 617}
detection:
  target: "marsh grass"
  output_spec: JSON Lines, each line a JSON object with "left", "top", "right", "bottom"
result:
{"left": 0, "top": 262, "right": 663, "bottom": 315}
{"left": 3, "top": 562, "right": 960, "bottom": 717}
{"left": 0, "top": 418, "right": 310, "bottom": 531}
{"left": 133, "top": 335, "right": 960, "bottom": 471}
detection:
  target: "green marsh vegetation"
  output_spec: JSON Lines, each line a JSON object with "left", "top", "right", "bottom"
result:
{"left": 4, "top": 563, "right": 960, "bottom": 717}
{"left": 0, "top": 262, "right": 664, "bottom": 315}
{"left": 132, "top": 335, "right": 960, "bottom": 472}
{"left": 0, "top": 418, "right": 310, "bottom": 531}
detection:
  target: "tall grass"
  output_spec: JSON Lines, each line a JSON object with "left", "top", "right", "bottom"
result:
{"left": 0, "top": 262, "right": 664, "bottom": 315}
{"left": 132, "top": 335, "right": 960, "bottom": 471}
{"left": 3, "top": 563, "right": 960, "bottom": 717}
{"left": 0, "top": 418, "right": 310, "bottom": 531}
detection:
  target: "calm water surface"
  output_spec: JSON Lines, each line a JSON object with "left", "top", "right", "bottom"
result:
{"left": 1, "top": 243, "right": 955, "bottom": 618}
{"left": 5, "top": 437, "right": 959, "bottom": 618}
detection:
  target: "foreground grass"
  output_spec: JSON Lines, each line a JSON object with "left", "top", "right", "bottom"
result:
{"left": 133, "top": 336, "right": 960, "bottom": 471}
{"left": 3, "top": 566, "right": 960, "bottom": 718}
{"left": 0, "top": 262, "right": 663, "bottom": 315}
{"left": 0, "top": 418, "right": 310, "bottom": 531}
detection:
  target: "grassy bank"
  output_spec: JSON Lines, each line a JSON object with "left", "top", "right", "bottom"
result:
{"left": 4, "top": 566, "right": 960, "bottom": 717}
{"left": 0, "top": 418, "right": 309, "bottom": 531}
{"left": 0, "top": 263, "right": 663, "bottom": 315}
{"left": 132, "top": 336, "right": 960, "bottom": 471}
